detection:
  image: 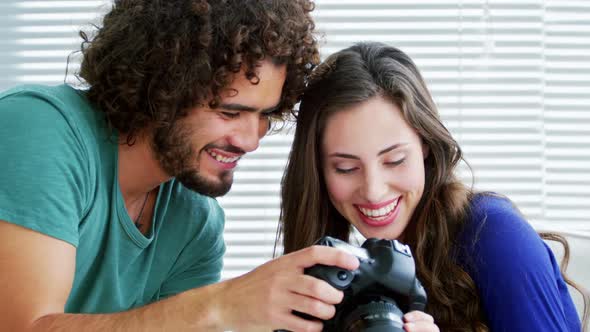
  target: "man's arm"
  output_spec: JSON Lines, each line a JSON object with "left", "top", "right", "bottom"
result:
{"left": 0, "top": 220, "right": 359, "bottom": 332}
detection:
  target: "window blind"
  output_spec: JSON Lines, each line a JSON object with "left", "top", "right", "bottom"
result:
{"left": 0, "top": 1, "right": 110, "bottom": 88}
{"left": 544, "top": 1, "right": 590, "bottom": 231}
{"left": 221, "top": 0, "right": 590, "bottom": 279}
{"left": 0, "top": 0, "right": 588, "bottom": 282}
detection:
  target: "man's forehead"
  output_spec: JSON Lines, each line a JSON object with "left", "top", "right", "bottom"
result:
{"left": 235, "top": 61, "right": 287, "bottom": 83}
{"left": 219, "top": 61, "right": 287, "bottom": 106}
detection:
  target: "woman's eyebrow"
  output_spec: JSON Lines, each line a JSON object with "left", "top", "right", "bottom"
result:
{"left": 377, "top": 143, "right": 407, "bottom": 156}
{"left": 329, "top": 152, "right": 360, "bottom": 160}
{"left": 328, "top": 143, "right": 408, "bottom": 159}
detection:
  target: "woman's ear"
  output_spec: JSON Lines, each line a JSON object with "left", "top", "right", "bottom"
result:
{"left": 422, "top": 141, "right": 430, "bottom": 159}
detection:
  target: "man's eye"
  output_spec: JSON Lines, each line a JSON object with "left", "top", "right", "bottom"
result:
{"left": 221, "top": 112, "right": 240, "bottom": 119}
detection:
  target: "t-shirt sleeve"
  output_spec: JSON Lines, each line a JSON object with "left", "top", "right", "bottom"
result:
{"left": 156, "top": 198, "right": 226, "bottom": 299}
{"left": 460, "top": 196, "right": 580, "bottom": 331}
{"left": 0, "top": 91, "right": 89, "bottom": 247}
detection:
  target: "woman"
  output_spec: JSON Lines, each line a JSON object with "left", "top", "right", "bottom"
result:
{"left": 279, "top": 42, "right": 588, "bottom": 331}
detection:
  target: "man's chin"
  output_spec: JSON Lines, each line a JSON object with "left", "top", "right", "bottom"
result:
{"left": 176, "top": 171, "right": 233, "bottom": 197}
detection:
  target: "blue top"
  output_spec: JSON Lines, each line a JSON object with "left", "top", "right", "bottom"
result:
{"left": 457, "top": 194, "right": 581, "bottom": 331}
{"left": 0, "top": 84, "right": 226, "bottom": 313}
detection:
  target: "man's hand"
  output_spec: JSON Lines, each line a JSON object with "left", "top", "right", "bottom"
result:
{"left": 215, "top": 245, "right": 359, "bottom": 332}
{"left": 0, "top": 219, "right": 358, "bottom": 332}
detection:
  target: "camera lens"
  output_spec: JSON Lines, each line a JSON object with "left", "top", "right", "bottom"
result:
{"left": 339, "top": 297, "right": 405, "bottom": 332}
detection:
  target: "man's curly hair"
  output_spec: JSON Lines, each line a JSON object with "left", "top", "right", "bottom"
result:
{"left": 78, "top": 0, "right": 319, "bottom": 142}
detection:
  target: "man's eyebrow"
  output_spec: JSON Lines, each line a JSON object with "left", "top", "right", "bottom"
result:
{"left": 328, "top": 143, "right": 407, "bottom": 159}
{"left": 219, "top": 103, "right": 280, "bottom": 113}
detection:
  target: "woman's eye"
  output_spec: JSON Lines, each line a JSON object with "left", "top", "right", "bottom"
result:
{"left": 385, "top": 158, "right": 405, "bottom": 167}
{"left": 335, "top": 167, "right": 358, "bottom": 174}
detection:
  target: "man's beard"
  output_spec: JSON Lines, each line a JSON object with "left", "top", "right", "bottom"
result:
{"left": 176, "top": 168, "right": 233, "bottom": 197}
{"left": 151, "top": 121, "right": 234, "bottom": 197}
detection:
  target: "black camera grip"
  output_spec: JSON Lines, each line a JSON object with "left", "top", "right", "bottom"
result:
{"left": 305, "top": 264, "right": 354, "bottom": 290}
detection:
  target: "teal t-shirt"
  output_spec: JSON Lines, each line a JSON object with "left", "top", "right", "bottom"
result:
{"left": 0, "top": 84, "right": 226, "bottom": 313}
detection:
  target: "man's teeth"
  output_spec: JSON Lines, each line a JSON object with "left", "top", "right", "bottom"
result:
{"left": 207, "top": 150, "right": 240, "bottom": 163}
{"left": 358, "top": 199, "right": 399, "bottom": 218}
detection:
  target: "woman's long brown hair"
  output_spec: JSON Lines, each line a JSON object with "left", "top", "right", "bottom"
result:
{"left": 278, "top": 42, "right": 588, "bottom": 331}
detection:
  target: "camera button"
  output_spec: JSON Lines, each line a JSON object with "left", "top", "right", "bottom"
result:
{"left": 337, "top": 271, "right": 349, "bottom": 281}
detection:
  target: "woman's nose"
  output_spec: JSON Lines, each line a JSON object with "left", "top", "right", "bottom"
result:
{"left": 362, "top": 168, "right": 389, "bottom": 203}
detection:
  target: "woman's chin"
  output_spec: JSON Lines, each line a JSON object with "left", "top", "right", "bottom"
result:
{"left": 359, "top": 225, "right": 403, "bottom": 241}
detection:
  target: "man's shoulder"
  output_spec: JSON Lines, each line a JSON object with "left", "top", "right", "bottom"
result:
{"left": 0, "top": 85, "right": 102, "bottom": 248}
{"left": 0, "top": 84, "right": 104, "bottom": 137}
{"left": 0, "top": 84, "right": 86, "bottom": 108}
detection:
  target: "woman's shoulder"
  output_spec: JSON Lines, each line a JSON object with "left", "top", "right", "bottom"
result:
{"left": 463, "top": 193, "right": 535, "bottom": 240}
{"left": 458, "top": 192, "right": 546, "bottom": 267}
{"left": 457, "top": 196, "right": 579, "bottom": 330}
{"left": 457, "top": 192, "right": 559, "bottom": 286}
{"left": 468, "top": 192, "right": 521, "bottom": 222}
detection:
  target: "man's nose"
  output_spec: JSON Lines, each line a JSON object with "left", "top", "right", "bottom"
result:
{"left": 229, "top": 115, "right": 264, "bottom": 153}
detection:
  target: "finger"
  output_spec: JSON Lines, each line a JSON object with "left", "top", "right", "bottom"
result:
{"left": 287, "top": 292, "right": 336, "bottom": 321}
{"left": 290, "top": 275, "right": 344, "bottom": 304}
{"left": 404, "top": 321, "right": 440, "bottom": 332}
{"left": 294, "top": 245, "right": 360, "bottom": 270}
{"left": 276, "top": 310, "right": 324, "bottom": 332}
{"left": 404, "top": 310, "right": 435, "bottom": 323}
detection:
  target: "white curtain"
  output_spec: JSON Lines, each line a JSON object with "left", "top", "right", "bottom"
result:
{"left": 0, "top": 0, "right": 588, "bottom": 281}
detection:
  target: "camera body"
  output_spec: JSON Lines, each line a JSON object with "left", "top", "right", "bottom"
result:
{"left": 305, "top": 236, "right": 427, "bottom": 332}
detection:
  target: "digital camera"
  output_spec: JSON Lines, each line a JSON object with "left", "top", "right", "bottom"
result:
{"left": 299, "top": 236, "right": 427, "bottom": 332}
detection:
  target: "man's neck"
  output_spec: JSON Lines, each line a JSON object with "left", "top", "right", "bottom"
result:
{"left": 117, "top": 134, "right": 170, "bottom": 204}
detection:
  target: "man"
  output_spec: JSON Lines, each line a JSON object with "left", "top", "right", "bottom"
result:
{"left": 0, "top": 1, "right": 358, "bottom": 331}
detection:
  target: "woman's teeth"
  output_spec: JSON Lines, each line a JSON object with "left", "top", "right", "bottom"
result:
{"left": 207, "top": 149, "right": 240, "bottom": 163}
{"left": 358, "top": 198, "right": 399, "bottom": 218}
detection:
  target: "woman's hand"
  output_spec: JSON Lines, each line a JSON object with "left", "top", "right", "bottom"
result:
{"left": 403, "top": 311, "right": 440, "bottom": 332}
